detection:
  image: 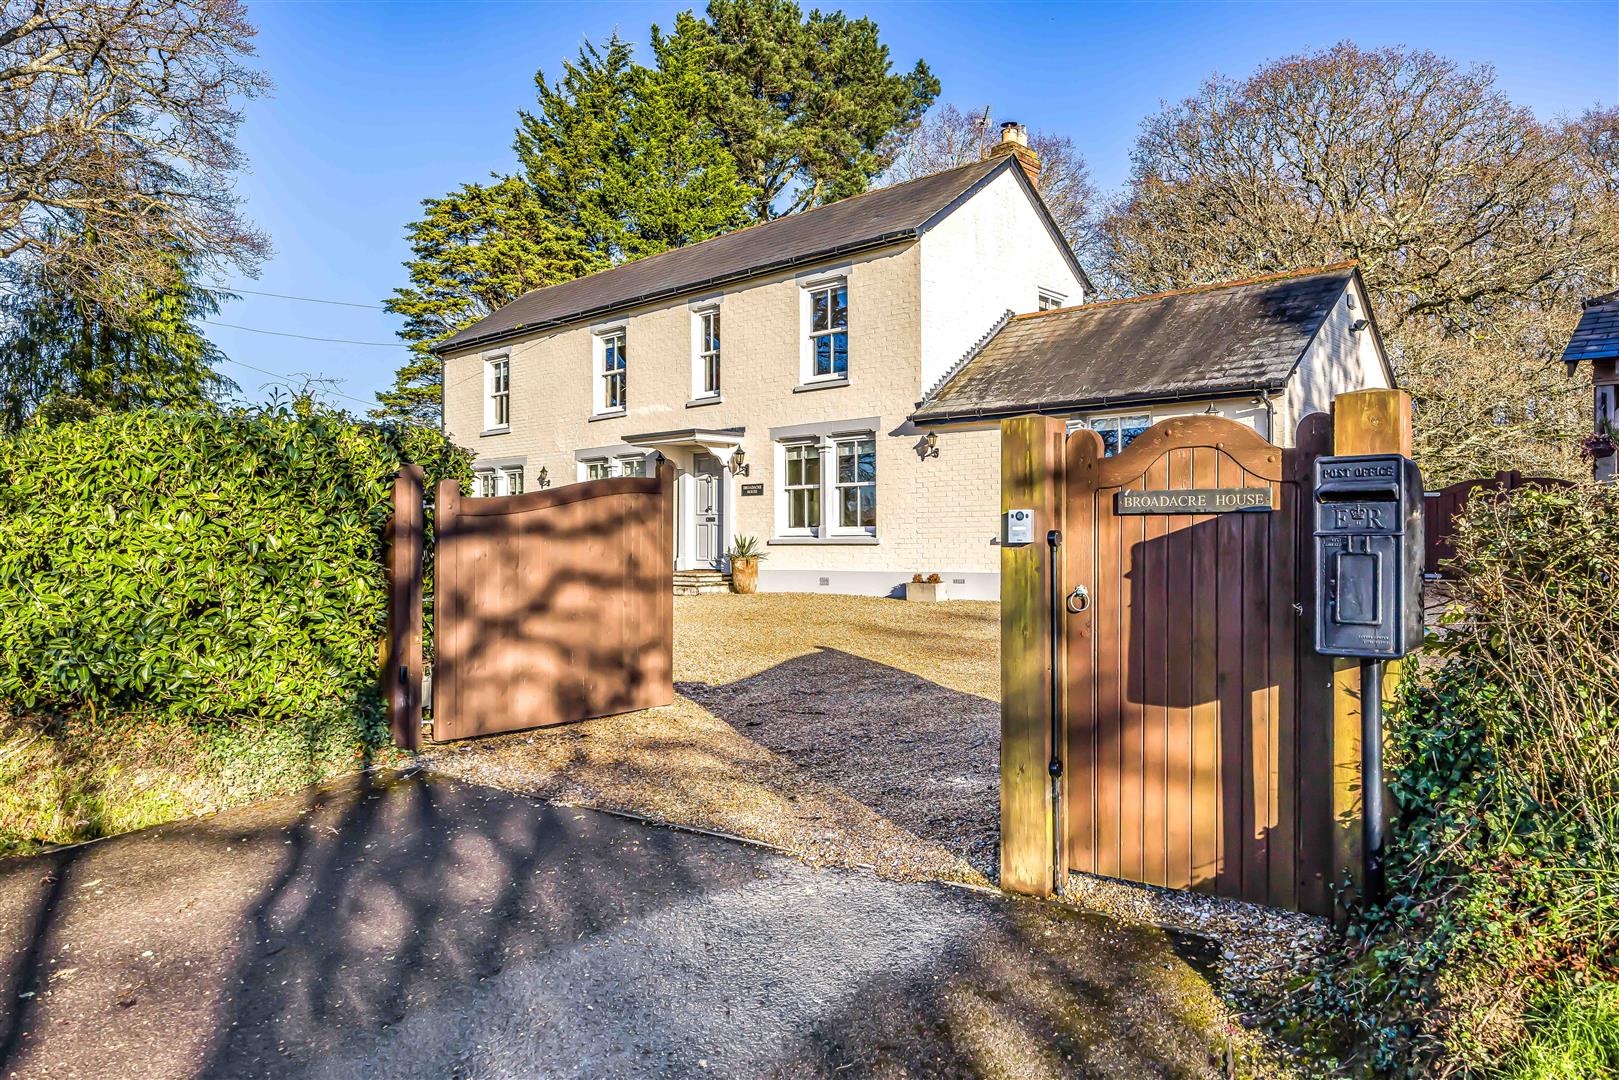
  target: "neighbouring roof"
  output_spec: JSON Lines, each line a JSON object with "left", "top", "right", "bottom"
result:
{"left": 911, "top": 263, "right": 1365, "bottom": 424}
{"left": 1562, "top": 290, "right": 1619, "bottom": 365}
{"left": 438, "top": 156, "right": 1089, "bottom": 354}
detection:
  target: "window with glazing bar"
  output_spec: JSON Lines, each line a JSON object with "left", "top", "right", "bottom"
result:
{"left": 487, "top": 357, "right": 510, "bottom": 428}
{"left": 698, "top": 309, "right": 720, "bottom": 397}
{"left": 600, "top": 331, "right": 626, "bottom": 412}
{"left": 808, "top": 283, "right": 848, "bottom": 379}
{"left": 783, "top": 443, "right": 821, "bottom": 531}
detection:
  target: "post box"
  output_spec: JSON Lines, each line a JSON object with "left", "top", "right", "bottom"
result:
{"left": 1313, "top": 454, "right": 1424, "bottom": 659}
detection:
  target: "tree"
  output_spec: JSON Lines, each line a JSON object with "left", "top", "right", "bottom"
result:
{"left": 1095, "top": 43, "right": 1619, "bottom": 476}
{"left": 0, "top": 245, "right": 236, "bottom": 434}
{"left": 372, "top": 178, "right": 598, "bottom": 425}
{"left": 515, "top": 34, "right": 755, "bottom": 264}
{"left": 656, "top": 0, "right": 939, "bottom": 219}
{"left": 888, "top": 104, "right": 1098, "bottom": 258}
{"left": 0, "top": 0, "right": 270, "bottom": 319}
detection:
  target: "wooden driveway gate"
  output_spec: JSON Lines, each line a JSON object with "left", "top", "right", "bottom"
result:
{"left": 1061, "top": 416, "right": 1335, "bottom": 915}
{"left": 386, "top": 462, "right": 675, "bottom": 748}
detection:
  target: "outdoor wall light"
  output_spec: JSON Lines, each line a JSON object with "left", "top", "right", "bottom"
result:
{"left": 537, "top": 465, "right": 549, "bottom": 489}
{"left": 925, "top": 431, "right": 940, "bottom": 458}
{"left": 732, "top": 448, "right": 750, "bottom": 476}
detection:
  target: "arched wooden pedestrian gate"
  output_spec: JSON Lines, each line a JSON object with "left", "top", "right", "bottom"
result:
{"left": 998, "top": 402, "right": 1412, "bottom": 919}
{"left": 1061, "top": 416, "right": 1335, "bottom": 915}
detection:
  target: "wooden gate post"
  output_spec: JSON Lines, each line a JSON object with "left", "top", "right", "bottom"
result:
{"left": 1329, "top": 389, "right": 1413, "bottom": 906}
{"left": 386, "top": 465, "right": 426, "bottom": 751}
{"left": 1000, "top": 414, "right": 1066, "bottom": 896}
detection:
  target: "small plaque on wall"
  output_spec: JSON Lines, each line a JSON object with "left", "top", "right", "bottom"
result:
{"left": 740, "top": 483, "right": 765, "bottom": 496}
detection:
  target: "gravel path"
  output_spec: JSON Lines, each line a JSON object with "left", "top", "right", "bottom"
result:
{"left": 0, "top": 771, "right": 1236, "bottom": 1079}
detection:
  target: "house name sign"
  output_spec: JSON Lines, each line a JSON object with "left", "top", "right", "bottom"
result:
{"left": 1115, "top": 488, "right": 1274, "bottom": 515}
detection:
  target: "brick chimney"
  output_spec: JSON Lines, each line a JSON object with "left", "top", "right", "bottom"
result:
{"left": 985, "top": 120, "right": 1040, "bottom": 189}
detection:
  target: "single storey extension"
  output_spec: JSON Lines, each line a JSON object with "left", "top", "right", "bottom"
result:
{"left": 436, "top": 124, "right": 1391, "bottom": 600}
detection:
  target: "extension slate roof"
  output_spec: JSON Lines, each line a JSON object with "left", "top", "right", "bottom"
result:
{"left": 437, "top": 155, "right": 1089, "bottom": 354}
{"left": 911, "top": 263, "right": 1369, "bottom": 424}
{"left": 1562, "top": 290, "right": 1619, "bottom": 365}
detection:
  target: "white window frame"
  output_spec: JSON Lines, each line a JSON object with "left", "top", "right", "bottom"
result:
{"left": 1037, "top": 288, "right": 1066, "bottom": 312}
{"left": 1067, "top": 413, "right": 1152, "bottom": 457}
{"left": 582, "top": 458, "right": 612, "bottom": 481}
{"left": 483, "top": 354, "right": 511, "bottom": 433}
{"left": 799, "top": 275, "right": 849, "bottom": 385}
{"left": 594, "top": 328, "right": 627, "bottom": 416}
{"left": 778, "top": 440, "right": 823, "bottom": 536}
{"left": 830, "top": 435, "right": 877, "bottom": 536}
{"left": 474, "top": 465, "right": 524, "bottom": 497}
{"left": 773, "top": 430, "right": 876, "bottom": 539}
{"left": 616, "top": 454, "right": 647, "bottom": 478}
{"left": 692, "top": 306, "right": 721, "bottom": 400}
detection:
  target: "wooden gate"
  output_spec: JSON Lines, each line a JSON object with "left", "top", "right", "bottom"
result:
{"left": 1423, "top": 471, "right": 1573, "bottom": 577}
{"left": 1062, "top": 416, "right": 1336, "bottom": 915}
{"left": 417, "top": 461, "right": 674, "bottom": 744}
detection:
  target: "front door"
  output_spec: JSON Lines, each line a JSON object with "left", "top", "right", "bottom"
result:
{"left": 693, "top": 453, "right": 722, "bottom": 567}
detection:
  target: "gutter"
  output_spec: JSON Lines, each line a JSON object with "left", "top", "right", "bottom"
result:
{"left": 434, "top": 232, "right": 918, "bottom": 357}
{"left": 910, "top": 380, "right": 1289, "bottom": 427}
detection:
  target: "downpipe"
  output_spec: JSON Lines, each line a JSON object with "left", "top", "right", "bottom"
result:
{"left": 1046, "top": 529, "right": 1065, "bottom": 898}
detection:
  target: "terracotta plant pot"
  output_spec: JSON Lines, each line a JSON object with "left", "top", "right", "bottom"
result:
{"left": 731, "top": 557, "right": 759, "bottom": 594}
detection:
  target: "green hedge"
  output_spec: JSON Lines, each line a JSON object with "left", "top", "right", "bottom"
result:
{"left": 0, "top": 400, "right": 467, "bottom": 720}
{"left": 1279, "top": 484, "right": 1619, "bottom": 1076}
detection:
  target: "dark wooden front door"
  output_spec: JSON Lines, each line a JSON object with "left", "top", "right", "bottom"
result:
{"left": 1062, "top": 416, "right": 1335, "bottom": 915}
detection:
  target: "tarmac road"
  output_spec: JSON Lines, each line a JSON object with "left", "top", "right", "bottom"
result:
{"left": 0, "top": 771, "right": 1228, "bottom": 1079}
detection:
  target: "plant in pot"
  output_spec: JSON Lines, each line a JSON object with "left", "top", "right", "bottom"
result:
{"left": 727, "top": 535, "right": 767, "bottom": 594}
{"left": 905, "top": 572, "right": 948, "bottom": 602}
{"left": 1581, "top": 424, "right": 1616, "bottom": 461}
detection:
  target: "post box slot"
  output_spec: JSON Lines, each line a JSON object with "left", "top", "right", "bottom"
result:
{"left": 1316, "top": 482, "right": 1400, "bottom": 502}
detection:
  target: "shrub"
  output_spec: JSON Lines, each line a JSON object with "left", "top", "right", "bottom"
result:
{"left": 0, "top": 400, "right": 470, "bottom": 850}
{"left": 1280, "top": 485, "right": 1619, "bottom": 1075}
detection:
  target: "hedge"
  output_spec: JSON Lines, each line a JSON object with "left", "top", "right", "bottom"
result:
{"left": 0, "top": 400, "right": 467, "bottom": 719}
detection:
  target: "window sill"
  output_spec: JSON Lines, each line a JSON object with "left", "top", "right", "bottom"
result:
{"left": 767, "top": 534, "right": 879, "bottom": 546}
{"left": 686, "top": 395, "right": 723, "bottom": 409}
{"left": 588, "top": 409, "right": 627, "bottom": 423}
{"left": 480, "top": 426, "right": 511, "bottom": 437}
{"left": 792, "top": 377, "right": 850, "bottom": 394}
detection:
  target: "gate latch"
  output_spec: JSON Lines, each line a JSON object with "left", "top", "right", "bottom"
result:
{"left": 1065, "top": 583, "right": 1091, "bottom": 615}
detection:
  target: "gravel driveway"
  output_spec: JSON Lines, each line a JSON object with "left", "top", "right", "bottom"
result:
{"left": 428, "top": 594, "right": 1002, "bottom": 882}
{"left": 0, "top": 771, "right": 1234, "bottom": 1079}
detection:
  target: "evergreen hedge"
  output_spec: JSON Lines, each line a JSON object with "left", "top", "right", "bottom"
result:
{"left": 0, "top": 401, "right": 467, "bottom": 717}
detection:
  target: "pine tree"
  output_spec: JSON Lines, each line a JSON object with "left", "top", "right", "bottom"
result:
{"left": 372, "top": 178, "right": 598, "bottom": 425}
{"left": 657, "top": 0, "right": 940, "bottom": 219}
{"left": 514, "top": 35, "right": 754, "bottom": 263}
{"left": 0, "top": 246, "right": 236, "bottom": 434}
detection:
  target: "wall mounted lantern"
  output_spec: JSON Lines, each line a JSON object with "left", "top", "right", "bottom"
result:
{"left": 732, "top": 448, "right": 750, "bottom": 476}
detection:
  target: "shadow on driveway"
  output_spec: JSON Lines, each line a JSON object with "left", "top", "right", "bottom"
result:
{"left": 0, "top": 771, "right": 1227, "bottom": 1079}
{"left": 680, "top": 647, "right": 1001, "bottom": 878}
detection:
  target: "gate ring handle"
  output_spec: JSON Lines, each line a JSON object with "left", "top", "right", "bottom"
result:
{"left": 1066, "top": 583, "right": 1091, "bottom": 615}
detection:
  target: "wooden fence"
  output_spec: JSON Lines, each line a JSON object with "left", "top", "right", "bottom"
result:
{"left": 1423, "top": 471, "right": 1573, "bottom": 577}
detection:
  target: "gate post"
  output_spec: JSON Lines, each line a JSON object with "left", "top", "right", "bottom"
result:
{"left": 386, "top": 465, "right": 426, "bottom": 751}
{"left": 1329, "top": 389, "right": 1413, "bottom": 907}
{"left": 1000, "top": 415, "right": 1066, "bottom": 896}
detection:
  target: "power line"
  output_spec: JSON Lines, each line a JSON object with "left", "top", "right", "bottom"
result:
{"left": 204, "top": 320, "right": 406, "bottom": 347}
{"left": 217, "top": 356, "right": 380, "bottom": 411}
{"left": 202, "top": 284, "right": 386, "bottom": 310}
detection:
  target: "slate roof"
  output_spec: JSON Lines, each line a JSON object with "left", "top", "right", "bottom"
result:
{"left": 437, "top": 156, "right": 1089, "bottom": 354}
{"left": 1562, "top": 290, "right": 1619, "bottom": 365}
{"left": 911, "top": 264, "right": 1365, "bottom": 424}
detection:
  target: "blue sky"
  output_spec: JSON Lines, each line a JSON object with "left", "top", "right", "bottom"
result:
{"left": 214, "top": 0, "right": 1619, "bottom": 411}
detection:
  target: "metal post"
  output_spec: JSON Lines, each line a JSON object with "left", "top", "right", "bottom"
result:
{"left": 1361, "top": 657, "right": 1385, "bottom": 903}
{"left": 1046, "top": 528, "right": 1065, "bottom": 896}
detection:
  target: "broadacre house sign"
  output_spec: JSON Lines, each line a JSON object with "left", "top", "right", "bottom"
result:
{"left": 1115, "top": 488, "right": 1274, "bottom": 514}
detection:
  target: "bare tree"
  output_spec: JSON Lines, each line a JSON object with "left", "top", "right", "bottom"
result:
{"left": 0, "top": 0, "right": 270, "bottom": 316}
{"left": 1096, "top": 43, "right": 1619, "bottom": 478}
{"left": 888, "top": 103, "right": 1098, "bottom": 258}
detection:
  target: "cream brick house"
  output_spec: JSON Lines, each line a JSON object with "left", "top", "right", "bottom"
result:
{"left": 438, "top": 126, "right": 1391, "bottom": 599}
